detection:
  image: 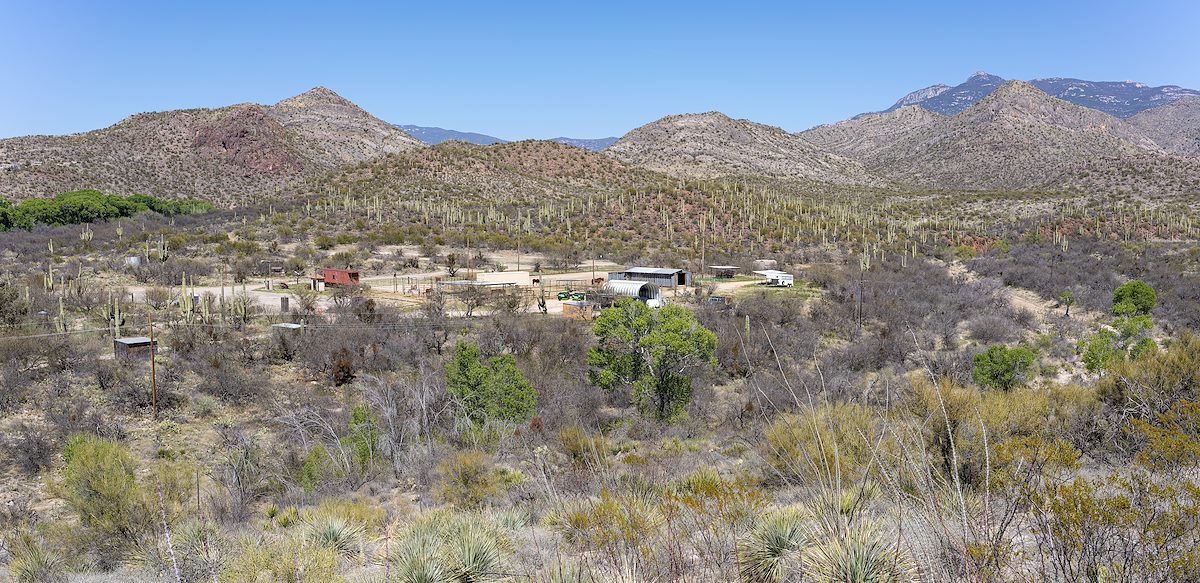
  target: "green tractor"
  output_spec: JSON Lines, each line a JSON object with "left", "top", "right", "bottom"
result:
{"left": 557, "top": 288, "right": 587, "bottom": 302}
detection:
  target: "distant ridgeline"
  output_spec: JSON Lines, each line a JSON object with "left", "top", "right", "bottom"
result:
{"left": 0, "top": 190, "right": 214, "bottom": 231}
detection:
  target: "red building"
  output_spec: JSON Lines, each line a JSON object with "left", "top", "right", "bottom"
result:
{"left": 318, "top": 268, "right": 360, "bottom": 287}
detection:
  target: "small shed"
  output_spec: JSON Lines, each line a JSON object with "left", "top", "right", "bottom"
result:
{"left": 319, "top": 268, "right": 360, "bottom": 287}
{"left": 753, "top": 259, "right": 778, "bottom": 271}
{"left": 752, "top": 269, "right": 795, "bottom": 287}
{"left": 708, "top": 265, "right": 740, "bottom": 278}
{"left": 608, "top": 267, "right": 692, "bottom": 288}
{"left": 114, "top": 336, "right": 157, "bottom": 358}
{"left": 602, "top": 280, "right": 665, "bottom": 308}
{"left": 310, "top": 275, "right": 325, "bottom": 292}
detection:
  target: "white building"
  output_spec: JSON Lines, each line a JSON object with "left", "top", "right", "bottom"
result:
{"left": 752, "top": 269, "right": 794, "bottom": 287}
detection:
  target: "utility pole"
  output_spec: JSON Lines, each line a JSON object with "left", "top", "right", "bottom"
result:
{"left": 148, "top": 311, "right": 158, "bottom": 421}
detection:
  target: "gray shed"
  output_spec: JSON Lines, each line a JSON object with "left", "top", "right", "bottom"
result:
{"left": 114, "top": 336, "right": 156, "bottom": 358}
{"left": 608, "top": 267, "right": 692, "bottom": 288}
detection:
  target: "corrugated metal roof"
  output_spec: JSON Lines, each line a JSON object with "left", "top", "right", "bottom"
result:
{"left": 603, "top": 280, "right": 660, "bottom": 296}
{"left": 622, "top": 267, "right": 684, "bottom": 275}
{"left": 752, "top": 270, "right": 792, "bottom": 277}
{"left": 114, "top": 337, "right": 153, "bottom": 344}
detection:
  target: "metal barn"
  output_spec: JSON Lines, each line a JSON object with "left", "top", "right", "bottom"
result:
{"left": 607, "top": 267, "right": 692, "bottom": 288}
{"left": 319, "top": 268, "right": 360, "bottom": 287}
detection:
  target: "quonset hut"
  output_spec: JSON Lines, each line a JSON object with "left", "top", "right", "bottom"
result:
{"left": 601, "top": 280, "right": 665, "bottom": 308}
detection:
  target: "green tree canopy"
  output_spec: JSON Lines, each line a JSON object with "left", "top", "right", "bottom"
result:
{"left": 1113, "top": 280, "right": 1157, "bottom": 316}
{"left": 972, "top": 344, "right": 1037, "bottom": 390}
{"left": 587, "top": 299, "right": 717, "bottom": 420}
{"left": 0, "top": 190, "right": 213, "bottom": 232}
{"left": 445, "top": 341, "right": 537, "bottom": 425}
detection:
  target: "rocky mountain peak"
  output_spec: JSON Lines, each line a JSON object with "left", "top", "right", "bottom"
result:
{"left": 274, "top": 86, "right": 356, "bottom": 109}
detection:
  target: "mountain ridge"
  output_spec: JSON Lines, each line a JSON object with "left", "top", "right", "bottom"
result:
{"left": 604, "top": 111, "right": 885, "bottom": 186}
{"left": 807, "top": 80, "right": 1164, "bottom": 191}
{"left": 397, "top": 125, "right": 618, "bottom": 152}
{"left": 877, "top": 72, "right": 1200, "bottom": 119}
{"left": 0, "top": 87, "right": 423, "bottom": 206}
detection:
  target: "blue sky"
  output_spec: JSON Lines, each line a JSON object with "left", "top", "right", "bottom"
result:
{"left": 2, "top": 0, "right": 1197, "bottom": 139}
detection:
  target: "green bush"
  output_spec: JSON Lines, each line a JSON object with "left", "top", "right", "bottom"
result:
{"left": 445, "top": 341, "right": 537, "bottom": 425}
{"left": 1113, "top": 280, "right": 1157, "bottom": 316}
{"left": 972, "top": 345, "right": 1037, "bottom": 390}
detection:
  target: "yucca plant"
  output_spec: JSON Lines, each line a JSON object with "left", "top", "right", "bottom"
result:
{"left": 393, "top": 527, "right": 451, "bottom": 583}
{"left": 4, "top": 528, "right": 67, "bottom": 583}
{"left": 801, "top": 522, "right": 915, "bottom": 583}
{"left": 445, "top": 522, "right": 503, "bottom": 583}
{"left": 383, "top": 512, "right": 510, "bottom": 583}
{"left": 300, "top": 513, "right": 366, "bottom": 557}
{"left": 736, "top": 507, "right": 808, "bottom": 583}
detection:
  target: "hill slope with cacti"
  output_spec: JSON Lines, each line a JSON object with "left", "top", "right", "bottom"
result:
{"left": 0, "top": 87, "right": 423, "bottom": 207}
{"left": 605, "top": 111, "right": 887, "bottom": 186}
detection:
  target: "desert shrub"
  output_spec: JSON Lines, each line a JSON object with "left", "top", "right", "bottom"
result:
{"left": 298, "top": 443, "right": 338, "bottom": 495}
{"left": 210, "top": 434, "right": 272, "bottom": 523}
{"left": 666, "top": 467, "right": 768, "bottom": 581}
{"left": 191, "top": 393, "right": 220, "bottom": 418}
{"left": 559, "top": 426, "right": 613, "bottom": 469}
{"left": 309, "top": 497, "right": 387, "bottom": 536}
{"left": 219, "top": 537, "right": 343, "bottom": 583}
{"left": 971, "top": 344, "right": 1037, "bottom": 390}
{"left": 330, "top": 347, "right": 355, "bottom": 387}
{"left": 0, "top": 283, "right": 30, "bottom": 328}
{"left": 1098, "top": 332, "right": 1200, "bottom": 424}
{"left": 5, "top": 422, "right": 54, "bottom": 474}
{"left": 52, "top": 434, "right": 189, "bottom": 567}
{"left": 1027, "top": 471, "right": 1200, "bottom": 582}
{"left": 966, "top": 314, "right": 1019, "bottom": 345}
{"left": 547, "top": 488, "right": 666, "bottom": 576}
{"left": 433, "top": 449, "right": 513, "bottom": 509}
{"left": 196, "top": 351, "right": 262, "bottom": 403}
{"left": 42, "top": 389, "right": 126, "bottom": 441}
{"left": 343, "top": 404, "right": 381, "bottom": 479}
{"left": 144, "top": 286, "right": 172, "bottom": 309}
{"left": 761, "top": 403, "right": 880, "bottom": 486}
{"left": 1127, "top": 398, "right": 1200, "bottom": 473}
